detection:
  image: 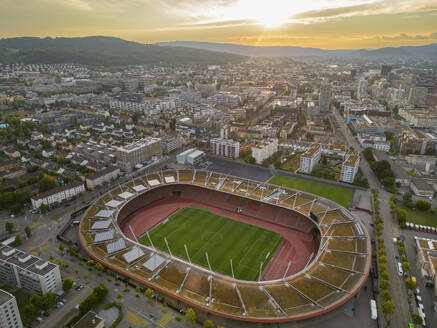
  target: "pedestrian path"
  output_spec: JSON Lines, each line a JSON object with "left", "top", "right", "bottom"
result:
{"left": 126, "top": 311, "right": 149, "bottom": 327}
{"left": 158, "top": 313, "right": 173, "bottom": 326}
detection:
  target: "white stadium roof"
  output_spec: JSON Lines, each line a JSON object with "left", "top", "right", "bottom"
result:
{"left": 106, "top": 238, "right": 126, "bottom": 254}
{"left": 105, "top": 200, "right": 123, "bottom": 208}
{"left": 148, "top": 179, "right": 160, "bottom": 186}
{"left": 164, "top": 176, "right": 175, "bottom": 183}
{"left": 122, "top": 246, "right": 145, "bottom": 264}
{"left": 96, "top": 209, "right": 114, "bottom": 218}
{"left": 91, "top": 219, "right": 112, "bottom": 230}
{"left": 132, "top": 185, "right": 147, "bottom": 192}
{"left": 94, "top": 229, "right": 115, "bottom": 242}
{"left": 118, "top": 191, "right": 134, "bottom": 199}
{"left": 143, "top": 254, "right": 166, "bottom": 272}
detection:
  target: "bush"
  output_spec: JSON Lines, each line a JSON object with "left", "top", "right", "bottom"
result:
{"left": 416, "top": 200, "right": 431, "bottom": 211}
{"left": 379, "top": 279, "right": 390, "bottom": 290}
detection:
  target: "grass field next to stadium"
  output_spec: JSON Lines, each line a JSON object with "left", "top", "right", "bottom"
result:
{"left": 138, "top": 206, "right": 283, "bottom": 281}
{"left": 268, "top": 174, "right": 354, "bottom": 208}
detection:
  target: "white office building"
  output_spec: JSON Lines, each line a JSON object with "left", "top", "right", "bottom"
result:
{"left": 340, "top": 150, "right": 360, "bottom": 183}
{"left": 116, "top": 137, "right": 162, "bottom": 171}
{"left": 31, "top": 181, "right": 85, "bottom": 209}
{"left": 176, "top": 148, "right": 206, "bottom": 165}
{"left": 299, "top": 143, "right": 322, "bottom": 173}
{"left": 251, "top": 139, "right": 278, "bottom": 164}
{"left": 210, "top": 138, "right": 240, "bottom": 158}
{"left": 0, "top": 245, "right": 62, "bottom": 296}
{"left": 357, "top": 78, "right": 368, "bottom": 99}
{"left": 0, "top": 290, "right": 23, "bottom": 328}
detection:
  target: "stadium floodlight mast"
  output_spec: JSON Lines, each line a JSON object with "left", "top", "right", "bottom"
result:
{"left": 205, "top": 252, "right": 212, "bottom": 275}
{"left": 164, "top": 237, "right": 173, "bottom": 258}
{"left": 146, "top": 231, "right": 156, "bottom": 252}
{"left": 230, "top": 259, "right": 236, "bottom": 282}
{"left": 282, "top": 261, "right": 291, "bottom": 280}
{"left": 128, "top": 224, "right": 138, "bottom": 243}
{"left": 184, "top": 244, "right": 192, "bottom": 265}
{"left": 258, "top": 262, "right": 263, "bottom": 282}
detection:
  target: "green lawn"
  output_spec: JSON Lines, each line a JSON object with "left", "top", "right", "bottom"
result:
{"left": 401, "top": 206, "right": 437, "bottom": 227}
{"left": 138, "top": 207, "right": 282, "bottom": 281}
{"left": 268, "top": 174, "right": 354, "bottom": 208}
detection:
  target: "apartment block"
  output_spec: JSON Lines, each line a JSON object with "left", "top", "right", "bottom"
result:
{"left": 299, "top": 143, "right": 321, "bottom": 173}
{"left": 31, "top": 181, "right": 85, "bottom": 209}
{"left": 210, "top": 138, "right": 240, "bottom": 158}
{"left": 0, "top": 290, "right": 23, "bottom": 328}
{"left": 116, "top": 137, "right": 162, "bottom": 171}
{"left": 86, "top": 167, "right": 120, "bottom": 190}
{"left": 251, "top": 138, "right": 278, "bottom": 164}
{"left": 0, "top": 245, "right": 62, "bottom": 296}
{"left": 340, "top": 150, "right": 360, "bottom": 183}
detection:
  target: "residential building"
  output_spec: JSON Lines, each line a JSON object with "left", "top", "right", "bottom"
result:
{"left": 319, "top": 81, "right": 331, "bottom": 112}
{"left": 73, "top": 311, "right": 105, "bottom": 328}
{"left": 357, "top": 78, "right": 368, "bottom": 99}
{"left": 398, "top": 108, "right": 437, "bottom": 128}
{"left": 86, "top": 167, "right": 120, "bottom": 190}
{"left": 0, "top": 289, "right": 23, "bottom": 328}
{"left": 299, "top": 143, "right": 321, "bottom": 173}
{"left": 220, "top": 125, "right": 231, "bottom": 139}
{"left": 0, "top": 245, "right": 62, "bottom": 296}
{"left": 176, "top": 148, "right": 206, "bottom": 165}
{"left": 340, "top": 150, "right": 360, "bottom": 183}
{"left": 116, "top": 137, "right": 162, "bottom": 171}
{"left": 251, "top": 138, "right": 278, "bottom": 164}
{"left": 31, "top": 181, "right": 85, "bottom": 209}
{"left": 210, "top": 138, "right": 240, "bottom": 158}
{"left": 408, "top": 87, "right": 427, "bottom": 107}
{"left": 161, "top": 136, "right": 182, "bottom": 154}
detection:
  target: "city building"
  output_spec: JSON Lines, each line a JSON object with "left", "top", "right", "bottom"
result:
{"left": 0, "top": 289, "right": 23, "bottom": 328}
{"left": 0, "top": 245, "right": 62, "bottom": 296}
{"left": 410, "top": 178, "right": 434, "bottom": 198}
{"left": 116, "top": 137, "right": 162, "bottom": 171}
{"left": 72, "top": 311, "right": 105, "bottom": 328}
{"left": 357, "top": 78, "right": 368, "bottom": 99}
{"left": 408, "top": 87, "right": 427, "bottom": 107}
{"left": 398, "top": 108, "right": 437, "bottom": 128}
{"left": 161, "top": 136, "right": 182, "bottom": 154}
{"left": 380, "top": 65, "right": 392, "bottom": 76}
{"left": 319, "top": 81, "right": 331, "bottom": 112}
{"left": 210, "top": 138, "right": 240, "bottom": 158}
{"left": 299, "top": 143, "right": 321, "bottom": 173}
{"left": 220, "top": 125, "right": 231, "bottom": 139}
{"left": 176, "top": 148, "right": 206, "bottom": 165}
{"left": 86, "top": 167, "right": 120, "bottom": 190}
{"left": 340, "top": 150, "right": 360, "bottom": 183}
{"left": 31, "top": 181, "right": 85, "bottom": 209}
{"left": 414, "top": 236, "right": 437, "bottom": 284}
{"left": 251, "top": 138, "right": 278, "bottom": 164}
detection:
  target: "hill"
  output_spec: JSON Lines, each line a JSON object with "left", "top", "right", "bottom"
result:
{"left": 157, "top": 41, "right": 437, "bottom": 59}
{"left": 0, "top": 36, "right": 245, "bottom": 66}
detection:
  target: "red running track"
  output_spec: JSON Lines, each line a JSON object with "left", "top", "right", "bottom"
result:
{"left": 120, "top": 198, "right": 319, "bottom": 281}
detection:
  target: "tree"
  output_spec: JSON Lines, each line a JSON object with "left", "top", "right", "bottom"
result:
{"left": 412, "top": 314, "right": 423, "bottom": 325}
{"left": 14, "top": 233, "right": 22, "bottom": 246}
{"left": 401, "top": 261, "right": 410, "bottom": 272}
{"left": 63, "top": 278, "right": 74, "bottom": 292}
{"left": 145, "top": 288, "right": 154, "bottom": 299}
{"left": 402, "top": 192, "right": 412, "bottom": 204}
{"left": 22, "top": 303, "right": 36, "bottom": 325}
{"left": 379, "top": 279, "right": 390, "bottom": 290}
{"left": 416, "top": 200, "right": 431, "bottom": 211}
{"left": 94, "top": 263, "right": 104, "bottom": 272}
{"left": 31, "top": 294, "right": 42, "bottom": 311}
{"left": 74, "top": 269, "right": 79, "bottom": 275}
{"left": 203, "top": 320, "right": 214, "bottom": 328}
{"left": 41, "top": 292, "right": 57, "bottom": 311}
{"left": 381, "top": 300, "right": 395, "bottom": 317}
{"left": 404, "top": 278, "right": 416, "bottom": 290}
{"left": 24, "top": 226, "right": 32, "bottom": 238}
{"left": 87, "top": 259, "right": 95, "bottom": 267}
{"left": 380, "top": 290, "right": 392, "bottom": 301}
{"left": 59, "top": 244, "right": 65, "bottom": 253}
{"left": 5, "top": 221, "right": 13, "bottom": 234}
{"left": 39, "top": 174, "right": 60, "bottom": 193}
{"left": 57, "top": 259, "right": 63, "bottom": 266}
{"left": 184, "top": 308, "right": 196, "bottom": 327}
{"left": 83, "top": 273, "right": 88, "bottom": 279}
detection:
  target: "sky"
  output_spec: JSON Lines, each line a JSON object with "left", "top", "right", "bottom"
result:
{"left": 1, "top": 0, "right": 437, "bottom": 49}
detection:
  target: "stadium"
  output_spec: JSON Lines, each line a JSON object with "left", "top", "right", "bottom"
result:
{"left": 78, "top": 169, "right": 371, "bottom": 323}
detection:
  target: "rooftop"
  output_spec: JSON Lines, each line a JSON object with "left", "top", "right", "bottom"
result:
{"left": 301, "top": 143, "right": 321, "bottom": 158}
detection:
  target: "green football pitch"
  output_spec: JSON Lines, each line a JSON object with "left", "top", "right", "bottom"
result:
{"left": 138, "top": 206, "right": 283, "bottom": 281}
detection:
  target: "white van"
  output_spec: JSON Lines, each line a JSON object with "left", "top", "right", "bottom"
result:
{"left": 370, "top": 299, "right": 377, "bottom": 320}
{"left": 397, "top": 262, "right": 403, "bottom": 276}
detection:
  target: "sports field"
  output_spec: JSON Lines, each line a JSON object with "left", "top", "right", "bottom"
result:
{"left": 138, "top": 206, "right": 283, "bottom": 281}
{"left": 268, "top": 174, "right": 354, "bottom": 208}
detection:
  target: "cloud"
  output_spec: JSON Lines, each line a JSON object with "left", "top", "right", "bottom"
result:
{"left": 381, "top": 32, "right": 437, "bottom": 41}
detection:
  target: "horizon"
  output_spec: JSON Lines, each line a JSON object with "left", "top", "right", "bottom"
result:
{"left": 1, "top": 0, "right": 437, "bottom": 49}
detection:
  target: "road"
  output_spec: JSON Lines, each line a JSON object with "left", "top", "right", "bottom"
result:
{"left": 333, "top": 108, "right": 411, "bottom": 327}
